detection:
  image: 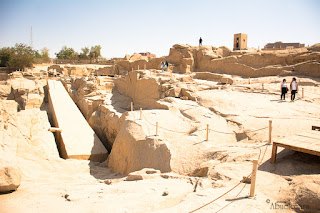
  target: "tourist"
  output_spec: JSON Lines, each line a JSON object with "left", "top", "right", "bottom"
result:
{"left": 280, "top": 79, "right": 288, "bottom": 100}
{"left": 290, "top": 77, "right": 298, "bottom": 102}
{"left": 199, "top": 37, "right": 202, "bottom": 46}
{"left": 161, "top": 62, "right": 164, "bottom": 72}
{"left": 165, "top": 61, "right": 169, "bottom": 71}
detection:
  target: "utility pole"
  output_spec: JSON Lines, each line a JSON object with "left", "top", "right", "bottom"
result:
{"left": 30, "top": 26, "right": 33, "bottom": 49}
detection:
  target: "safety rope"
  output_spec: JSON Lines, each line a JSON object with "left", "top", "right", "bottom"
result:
{"left": 141, "top": 111, "right": 268, "bottom": 136}
{"left": 189, "top": 143, "right": 269, "bottom": 213}
{"left": 141, "top": 111, "right": 191, "bottom": 134}
{"left": 135, "top": 109, "right": 271, "bottom": 213}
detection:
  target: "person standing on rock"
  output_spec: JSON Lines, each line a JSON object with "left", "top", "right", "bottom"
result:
{"left": 161, "top": 62, "right": 164, "bottom": 72}
{"left": 165, "top": 61, "right": 169, "bottom": 71}
{"left": 280, "top": 79, "right": 288, "bottom": 100}
{"left": 290, "top": 77, "right": 298, "bottom": 102}
{"left": 199, "top": 37, "right": 202, "bottom": 46}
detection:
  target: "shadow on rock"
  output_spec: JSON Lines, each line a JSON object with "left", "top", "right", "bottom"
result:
{"left": 259, "top": 149, "right": 320, "bottom": 176}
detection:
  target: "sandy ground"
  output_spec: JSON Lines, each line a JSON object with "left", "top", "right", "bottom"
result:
{"left": 1, "top": 70, "right": 320, "bottom": 213}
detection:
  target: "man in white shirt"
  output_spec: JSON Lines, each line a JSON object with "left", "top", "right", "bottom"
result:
{"left": 290, "top": 77, "right": 298, "bottom": 102}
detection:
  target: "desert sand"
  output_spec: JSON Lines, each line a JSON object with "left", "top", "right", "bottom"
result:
{"left": 1, "top": 44, "right": 320, "bottom": 213}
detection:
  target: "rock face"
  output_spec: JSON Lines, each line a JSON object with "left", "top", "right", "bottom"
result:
{"left": 95, "top": 66, "right": 114, "bottom": 76}
{"left": 115, "top": 43, "right": 320, "bottom": 78}
{"left": 108, "top": 121, "right": 171, "bottom": 174}
{"left": 113, "top": 71, "right": 163, "bottom": 109}
{"left": 293, "top": 178, "right": 320, "bottom": 212}
{"left": 0, "top": 101, "right": 22, "bottom": 192}
{"left": 0, "top": 156, "right": 22, "bottom": 193}
{"left": 307, "top": 43, "right": 320, "bottom": 52}
{"left": 8, "top": 77, "right": 46, "bottom": 109}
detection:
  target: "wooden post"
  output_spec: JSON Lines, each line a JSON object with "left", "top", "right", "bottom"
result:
{"left": 250, "top": 159, "right": 258, "bottom": 197}
{"left": 140, "top": 108, "right": 142, "bottom": 120}
{"left": 249, "top": 77, "right": 251, "bottom": 84}
{"left": 271, "top": 143, "right": 278, "bottom": 164}
{"left": 206, "top": 124, "right": 209, "bottom": 141}
{"left": 156, "top": 122, "right": 159, "bottom": 136}
{"left": 302, "top": 88, "right": 304, "bottom": 98}
{"left": 132, "top": 67, "right": 133, "bottom": 72}
{"left": 144, "top": 64, "right": 146, "bottom": 70}
{"left": 269, "top": 120, "right": 272, "bottom": 144}
{"left": 138, "top": 65, "right": 139, "bottom": 70}
{"left": 262, "top": 83, "right": 264, "bottom": 91}
{"left": 131, "top": 102, "right": 133, "bottom": 111}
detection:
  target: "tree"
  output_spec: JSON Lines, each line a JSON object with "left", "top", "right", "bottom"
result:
{"left": 0, "top": 47, "right": 14, "bottom": 67}
{"left": 89, "top": 45, "right": 101, "bottom": 62}
{"left": 40, "top": 47, "right": 50, "bottom": 59}
{"left": 8, "top": 43, "right": 34, "bottom": 69}
{"left": 55, "top": 46, "right": 78, "bottom": 59}
{"left": 79, "top": 47, "right": 89, "bottom": 59}
{"left": 0, "top": 44, "right": 52, "bottom": 69}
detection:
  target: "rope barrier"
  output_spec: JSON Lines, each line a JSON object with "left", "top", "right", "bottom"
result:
{"left": 216, "top": 183, "right": 247, "bottom": 213}
{"left": 246, "top": 126, "right": 268, "bottom": 133}
{"left": 141, "top": 111, "right": 191, "bottom": 134}
{"left": 134, "top": 109, "right": 271, "bottom": 212}
{"left": 141, "top": 111, "right": 268, "bottom": 136}
{"left": 209, "top": 129, "right": 234, "bottom": 135}
{"left": 189, "top": 143, "right": 269, "bottom": 213}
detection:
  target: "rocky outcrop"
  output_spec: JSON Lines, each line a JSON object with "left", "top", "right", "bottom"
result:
{"left": 0, "top": 156, "right": 22, "bottom": 193}
{"left": 95, "top": 66, "right": 114, "bottom": 76}
{"left": 307, "top": 43, "right": 320, "bottom": 52}
{"left": 292, "top": 177, "right": 320, "bottom": 212}
{"left": 108, "top": 121, "right": 171, "bottom": 174}
{"left": 0, "top": 101, "right": 22, "bottom": 192}
{"left": 116, "top": 43, "right": 320, "bottom": 78}
{"left": 114, "top": 71, "right": 162, "bottom": 109}
{"left": 294, "top": 61, "right": 320, "bottom": 77}
{"left": 8, "top": 77, "right": 46, "bottom": 110}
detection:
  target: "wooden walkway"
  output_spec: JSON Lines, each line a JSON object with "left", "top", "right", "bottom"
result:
{"left": 271, "top": 128, "right": 320, "bottom": 163}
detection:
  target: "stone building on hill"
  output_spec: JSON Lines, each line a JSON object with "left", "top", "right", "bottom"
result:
{"left": 233, "top": 33, "right": 248, "bottom": 50}
{"left": 139, "top": 52, "right": 156, "bottom": 58}
{"left": 263, "top": 42, "right": 305, "bottom": 50}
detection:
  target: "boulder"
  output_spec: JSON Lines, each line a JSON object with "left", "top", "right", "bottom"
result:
{"left": 0, "top": 84, "right": 13, "bottom": 100}
{"left": 0, "top": 156, "right": 22, "bottom": 193}
{"left": 0, "top": 102, "right": 21, "bottom": 193}
{"left": 24, "top": 93, "right": 43, "bottom": 109}
{"left": 108, "top": 121, "right": 171, "bottom": 175}
{"left": 180, "top": 88, "right": 196, "bottom": 101}
{"left": 95, "top": 66, "right": 114, "bottom": 76}
{"left": 47, "top": 65, "right": 63, "bottom": 73}
{"left": 130, "top": 53, "right": 143, "bottom": 62}
{"left": 165, "top": 87, "right": 181, "bottom": 98}
{"left": 294, "top": 61, "right": 320, "bottom": 78}
{"left": 194, "top": 72, "right": 223, "bottom": 81}
{"left": 216, "top": 46, "right": 231, "bottom": 57}
{"left": 9, "top": 78, "right": 45, "bottom": 110}
{"left": 113, "top": 71, "right": 161, "bottom": 108}
{"left": 172, "top": 44, "right": 191, "bottom": 49}
{"left": 307, "top": 43, "right": 320, "bottom": 52}
{"left": 293, "top": 178, "right": 320, "bottom": 212}
{"left": 124, "top": 54, "right": 130, "bottom": 60}
{"left": 220, "top": 76, "right": 234, "bottom": 84}
{"left": 126, "top": 168, "right": 161, "bottom": 181}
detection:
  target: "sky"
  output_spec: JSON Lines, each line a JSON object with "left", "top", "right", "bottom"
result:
{"left": 0, "top": 0, "right": 319, "bottom": 58}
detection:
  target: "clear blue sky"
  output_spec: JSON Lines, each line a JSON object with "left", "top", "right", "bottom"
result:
{"left": 0, "top": 0, "right": 319, "bottom": 58}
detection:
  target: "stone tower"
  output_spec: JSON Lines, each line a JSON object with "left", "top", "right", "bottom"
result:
{"left": 233, "top": 33, "right": 248, "bottom": 50}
